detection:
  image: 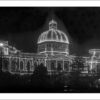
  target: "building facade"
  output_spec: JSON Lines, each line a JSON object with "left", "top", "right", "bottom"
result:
{"left": 0, "top": 19, "right": 99, "bottom": 75}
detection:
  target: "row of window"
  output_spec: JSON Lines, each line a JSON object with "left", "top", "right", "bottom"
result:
{"left": 38, "top": 43, "right": 68, "bottom": 52}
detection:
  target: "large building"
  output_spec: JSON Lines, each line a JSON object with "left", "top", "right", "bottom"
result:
{"left": 0, "top": 19, "right": 100, "bottom": 75}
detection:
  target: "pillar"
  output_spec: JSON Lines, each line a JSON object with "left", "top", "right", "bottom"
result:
{"left": 69, "top": 60, "right": 72, "bottom": 72}
{"left": 9, "top": 56, "right": 11, "bottom": 73}
{"left": 63, "top": 60, "right": 64, "bottom": 71}
{"left": 24, "top": 58, "right": 27, "bottom": 71}
{"left": 19, "top": 57, "right": 20, "bottom": 72}
{"left": 31, "top": 58, "right": 33, "bottom": 71}
{"left": 56, "top": 60, "right": 57, "bottom": 69}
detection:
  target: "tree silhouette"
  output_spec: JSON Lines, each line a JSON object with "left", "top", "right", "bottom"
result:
{"left": 69, "top": 56, "right": 85, "bottom": 90}
{"left": 57, "top": 63, "right": 62, "bottom": 72}
{"left": 33, "top": 63, "right": 48, "bottom": 78}
{"left": 26, "top": 61, "right": 31, "bottom": 72}
{"left": 31, "top": 63, "right": 49, "bottom": 91}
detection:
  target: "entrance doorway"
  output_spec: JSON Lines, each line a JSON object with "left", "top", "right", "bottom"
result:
{"left": 57, "top": 61, "right": 63, "bottom": 71}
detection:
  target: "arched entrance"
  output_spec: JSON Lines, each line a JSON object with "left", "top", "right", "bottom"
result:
{"left": 57, "top": 61, "right": 63, "bottom": 71}
{"left": 2, "top": 58, "right": 9, "bottom": 71}
{"left": 51, "top": 60, "right": 56, "bottom": 71}
{"left": 57, "top": 63, "right": 62, "bottom": 71}
{"left": 64, "top": 61, "right": 69, "bottom": 72}
{"left": 26, "top": 61, "right": 31, "bottom": 72}
{"left": 34, "top": 62, "right": 38, "bottom": 70}
{"left": 20, "top": 61, "right": 24, "bottom": 72}
{"left": 11, "top": 59, "right": 17, "bottom": 72}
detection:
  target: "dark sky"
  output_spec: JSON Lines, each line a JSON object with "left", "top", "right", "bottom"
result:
{"left": 0, "top": 7, "right": 100, "bottom": 56}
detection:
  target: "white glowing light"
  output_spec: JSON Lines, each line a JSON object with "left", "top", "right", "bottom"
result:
{"left": 0, "top": 43, "right": 4, "bottom": 47}
{"left": 90, "top": 51, "right": 95, "bottom": 70}
{"left": 51, "top": 46, "right": 54, "bottom": 56}
{"left": 44, "top": 47, "right": 48, "bottom": 67}
{"left": 88, "top": 49, "right": 99, "bottom": 72}
{"left": 39, "top": 51, "right": 69, "bottom": 54}
{"left": 38, "top": 19, "right": 69, "bottom": 44}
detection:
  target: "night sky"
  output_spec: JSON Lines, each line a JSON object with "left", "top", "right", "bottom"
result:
{"left": 0, "top": 7, "right": 100, "bottom": 56}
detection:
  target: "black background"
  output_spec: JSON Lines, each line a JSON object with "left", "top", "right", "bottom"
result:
{"left": 0, "top": 7, "right": 100, "bottom": 56}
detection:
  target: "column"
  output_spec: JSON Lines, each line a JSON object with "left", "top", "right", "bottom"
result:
{"left": 30, "top": 59, "right": 32, "bottom": 72}
{"left": 23, "top": 59, "right": 25, "bottom": 72}
{"left": 24, "top": 58, "right": 27, "bottom": 71}
{"left": 19, "top": 57, "right": 20, "bottom": 72}
{"left": 46, "top": 59, "right": 49, "bottom": 71}
{"left": 69, "top": 60, "right": 71, "bottom": 72}
{"left": 56, "top": 60, "right": 57, "bottom": 69}
{"left": 63, "top": 60, "right": 64, "bottom": 71}
{"left": 22, "top": 59, "right": 24, "bottom": 72}
{"left": 9, "top": 56, "right": 11, "bottom": 73}
{"left": 31, "top": 58, "right": 34, "bottom": 71}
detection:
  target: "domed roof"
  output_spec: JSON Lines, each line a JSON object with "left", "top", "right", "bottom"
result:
{"left": 37, "top": 20, "right": 69, "bottom": 44}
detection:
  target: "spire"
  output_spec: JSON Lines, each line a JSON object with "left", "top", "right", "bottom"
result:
{"left": 49, "top": 19, "right": 57, "bottom": 30}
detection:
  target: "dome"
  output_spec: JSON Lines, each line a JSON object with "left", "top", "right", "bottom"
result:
{"left": 38, "top": 20, "right": 69, "bottom": 44}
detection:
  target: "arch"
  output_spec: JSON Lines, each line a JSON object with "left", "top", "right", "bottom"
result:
{"left": 2, "top": 58, "right": 9, "bottom": 71}
{"left": 97, "top": 63, "right": 100, "bottom": 73}
{"left": 34, "top": 61, "right": 37, "bottom": 67}
{"left": 51, "top": 60, "right": 56, "bottom": 70}
{"left": 38, "top": 59, "right": 41, "bottom": 65}
{"left": 64, "top": 61, "right": 69, "bottom": 71}
{"left": 20, "top": 61, "right": 24, "bottom": 71}
{"left": 26, "top": 60, "right": 31, "bottom": 72}
{"left": 11, "top": 59, "right": 17, "bottom": 72}
{"left": 57, "top": 62, "right": 62, "bottom": 71}
{"left": 39, "top": 59, "right": 44, "bottom": 65}
{"left": 36, "top": 59, "right": 39, "bottom": 65}
{"left": 15, "top": 58, "right": 19, "bottom": 72}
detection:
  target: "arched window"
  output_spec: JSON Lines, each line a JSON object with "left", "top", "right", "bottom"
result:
{"left": 2, "top": 58, "right": 9, "bottom": 71}
{"left": 26, "top": 61, "right": 31, "bottom": 72}
{"left": 13, "top": 59, "right": 19, "bottom": 72}
{"left": 11, "top": 59, "right": 16, "bottom": 72}
{"left": 97, "top": 63, "right": 100, "bottom": 74}
{"left": 51, "top": 61, "right": 56, "bottom": 70}
{"left": 34, "top": 62, "right": 37, "bottom": 70}
{"left": 20, "top": 61, "right": 24, "bottom": 71}
{"left": 57, "top": 62, "right": 62, "bottom": 71}
{"left": 64, "top": 61, "right": 69, "bottom": 71}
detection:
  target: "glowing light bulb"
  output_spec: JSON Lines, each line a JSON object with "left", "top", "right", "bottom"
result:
{"left": 0, "top": 43, "right": 4, "bottom": 47}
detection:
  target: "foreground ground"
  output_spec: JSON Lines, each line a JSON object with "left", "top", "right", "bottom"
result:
{"left": 0, "top": 72, "right": 100, "bottom": 93}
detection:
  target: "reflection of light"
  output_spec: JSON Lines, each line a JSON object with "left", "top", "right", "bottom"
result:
{"left": 0, "top": 43, "right": 4, "bottom": 47}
